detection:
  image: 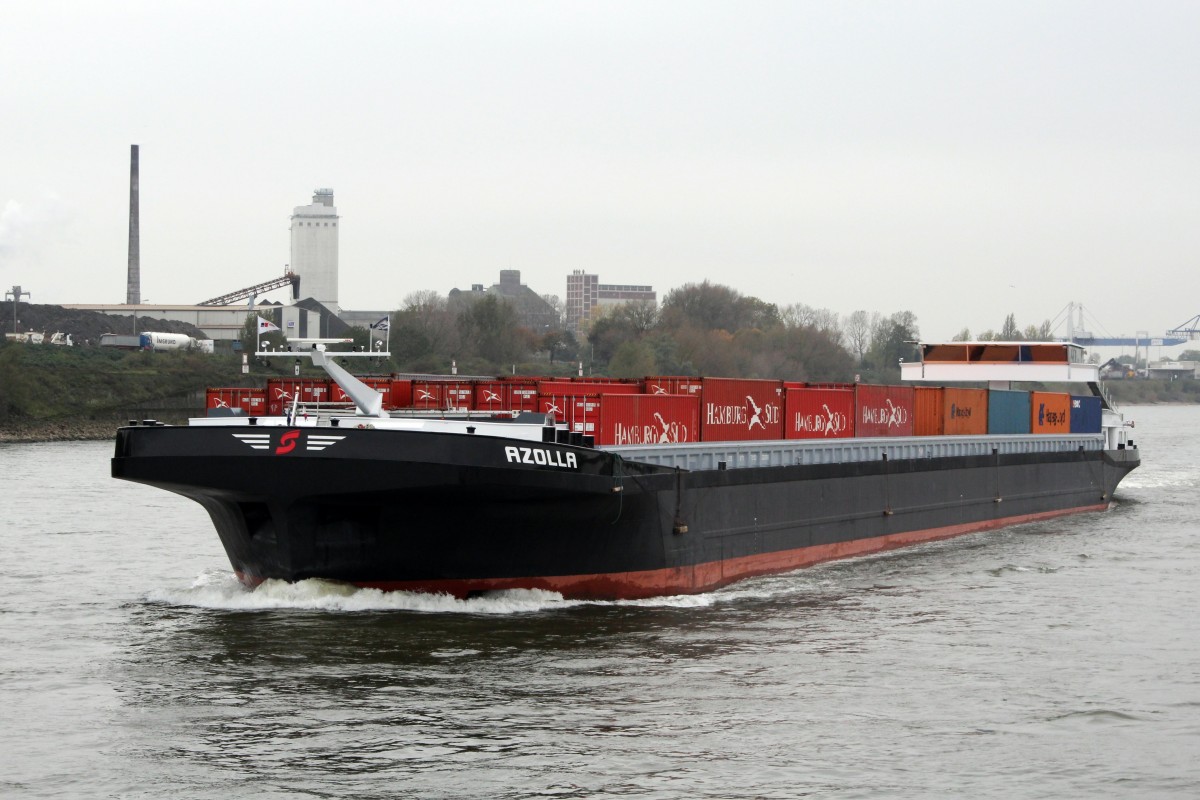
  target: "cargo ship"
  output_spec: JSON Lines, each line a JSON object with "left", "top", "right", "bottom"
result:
{"left": 111, "top": 341, "right": 1139, "bottom": 599}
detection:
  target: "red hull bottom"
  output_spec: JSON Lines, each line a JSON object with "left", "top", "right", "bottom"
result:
{"left": 238, "top": 502, "right": 1109, "bottom": 601}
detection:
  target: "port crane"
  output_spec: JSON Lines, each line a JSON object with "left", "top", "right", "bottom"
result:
{"left": 197, "top": 270, "right": 300, "bottom": 306}
{"left": 1166, "top": 314, "right": 1200, "bottom": 341}
{"left": 1060, "top": 302, "right": 1191, "bottom": 347}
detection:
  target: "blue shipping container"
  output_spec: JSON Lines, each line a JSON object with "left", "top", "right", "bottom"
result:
{"left": 1070, "top": 395, "right": 1102, "bottom": 433}
{"left": 988, "top": 389, "right": 1031, "bottom": 434}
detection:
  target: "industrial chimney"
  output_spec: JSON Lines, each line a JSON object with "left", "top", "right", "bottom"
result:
{"left": 126, "top": 144, "right": 140, "bottom": 305}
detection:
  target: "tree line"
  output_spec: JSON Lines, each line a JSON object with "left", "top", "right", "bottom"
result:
{"left": 339, "top": 280, "right": 921, "bottom": 382}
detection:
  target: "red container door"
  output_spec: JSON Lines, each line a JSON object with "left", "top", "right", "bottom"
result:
{"left": 783, "top": 387, "right": 854, "bottom": 439}
{"left": 390, "top": 379, "right": 413, "bottom": 409}
{"left": 207, "top": 388, "right": 267, "bottom": 416}
{"left": 445, "top": 383, "right": 474, "bottom": 410}
{"left": 507, "top": 382, "right": 540, "bottom": 412}
{"left": 699, "top": 378, "right": 784, "bottom": 442}
{"left": 266, "top": 379, "right": 332, "bottom": 414}
{"left": 1031, "top": 391, "right": 1071, "bottom": 433}
{"left": 943, "top": 387, "right": 988, "bottom": 435}
{"left": 330, "top": 378, "right": 392, "bottom": 409}
{"left": 854, "top": 385, "right": 915, "bottom": 437}
{"left": 411, "top": 382, "right": 447, "bottom": 409}
{"left": 597, "top": 395, "right": 700, "bottom": 446}
{"left": 913, "top": 387, "right": 945, "bottom": 436}
{"left": 474, "top": 382, "right": 509, "bottom": 412}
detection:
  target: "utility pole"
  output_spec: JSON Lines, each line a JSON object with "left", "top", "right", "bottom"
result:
{"left": 5, "top": 285, "right": 30, "bottom": 335}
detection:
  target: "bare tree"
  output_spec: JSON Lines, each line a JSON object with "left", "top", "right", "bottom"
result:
{"left": 844, "top": 310, "right": 872, "bottom": 364}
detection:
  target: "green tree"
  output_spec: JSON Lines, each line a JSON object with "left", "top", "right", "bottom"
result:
{"left": 608, "top": 340, "right": 657, "bottom": 378}
{"left": 660, "top": 281, "right": 780, "bottom": 333}
{"left": 457, "top": 295, "right": 524, "bottom": 366}
{"left": 865, "top": 311, "right": 919, "bottom": 378}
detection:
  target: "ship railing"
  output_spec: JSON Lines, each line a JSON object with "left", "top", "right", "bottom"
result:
{"left": 607, "top": 434, "right": 1104, "bottom": 471}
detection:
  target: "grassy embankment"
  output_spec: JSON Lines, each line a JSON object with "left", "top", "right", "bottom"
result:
{"left": 0, "top": 344, "right": 281, "bottom": 441}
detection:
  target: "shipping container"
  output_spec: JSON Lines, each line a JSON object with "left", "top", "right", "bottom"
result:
{"left": 987, "top": 389, "right": 1031, "bottom": 434}
{"left": 1031, "top": 391, "right": 1071, "bottom": 434}
{"left": 265, "top": 378, "right": 332, "bottom": 415}
{"left": 330, "top": 376, "right": 396, "bottom": 409}
{"left": 1070, "top": 395, "right": 1102, "bottom": 433}
{"left": 699, "top": 378, "right": 784, "bottom": 442}
{"left": 783, "top": 387, "right": 854, "bottom": 439}
{"left": 411, "top": 381, "right": 474, "bottom": 410}
{"left": 206, "top": 387, "right": 268, "bottom": 417}
{"left": 506, "top": 381, "right": 540, "bottom": 412}
{"left": 912, "top": 387, "right": 987, "bottom": 436}
{"left": 537, "top": 381, "right": 641, "bottom": 428}
{"left": 597, "top": 394, "right": 700, "bottom": 446}
{"left": 537, "top": 381, "right": 642, "bottom": 397}
{"left": 390, "top": 379, "right": 413, "bottom": 409}
{"left": 472, "top": 381, "right": 510, "bottom": 411}
{"left": 912, "top": 387, "right": 945, "bottom": 436}
{"left": 854, "top": 384, "right": 915, "bottom": 437}
{"left": 643, "top": 376, "right": 704, "bottom": 396}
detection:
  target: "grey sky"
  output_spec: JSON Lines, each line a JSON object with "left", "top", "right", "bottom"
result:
{"left": 3, "top": 1, "right": 1197, "bottom": 346}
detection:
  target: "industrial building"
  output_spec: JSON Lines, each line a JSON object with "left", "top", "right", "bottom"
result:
{"left": 565, "top": 270, "right": 656, "bottom": 334}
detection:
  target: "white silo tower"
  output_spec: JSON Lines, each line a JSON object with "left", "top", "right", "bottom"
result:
{"left": 290, "top": 188, "right": 339, "bottom": 311}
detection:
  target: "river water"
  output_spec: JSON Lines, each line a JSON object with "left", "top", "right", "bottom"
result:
{"left": 2, "top": 405, "right": 1197, "bottom": 799}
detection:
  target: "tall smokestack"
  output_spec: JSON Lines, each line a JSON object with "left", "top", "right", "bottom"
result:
{"left": 126, "top": 144, "right": 140, "bottom": 305}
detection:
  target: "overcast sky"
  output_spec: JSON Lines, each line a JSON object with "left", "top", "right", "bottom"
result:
{"left": 3, "top": 1, "right": 1198, "bottom": 346}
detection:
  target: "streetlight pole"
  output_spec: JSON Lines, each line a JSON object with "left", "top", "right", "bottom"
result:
{"left": 5, "top": 285, "right": 30, "bottom": 335}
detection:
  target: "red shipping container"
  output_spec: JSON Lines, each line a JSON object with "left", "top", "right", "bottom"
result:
{"left": 537, "top": 381, "right": 641, "bottom": 397}
{"left": 507, "top": 381, "right": 540, "bottom": 412}
{"left": 699, "top": 378, "right": 784, "bottom": 442}
{"left": 1031, "top": 391, "right": 1071, "bottom": 433}
{"left": 598, "top": 394, "right": 700, "bottom": 446}
{"left": 412, "top": 381, "right": 474, "bottom": 410}
{"left": 784, "top": 387, "right": 854, "bottom": 439}
{"left": 206, "top": 387, "right": 268, "bottom": 416}
{"left": 643, "top": 376, "right": 704, "bottom": 396}
{"left": 473, "top": 381, "right": 510, "bottom": 411}
{"left": 390, "top": 379, "right": 413, "bottom": 409}
{"left": 266, "top": 378, "right": 332, "bottom": 415}
{"left": 854, "top": 384, "right": 914, "bottom": 437}
{"left": 538, "top": 395, "right": 603, "bottom": 432}
{"left": 330, "top": 376, "right": 395, "bottom": 409}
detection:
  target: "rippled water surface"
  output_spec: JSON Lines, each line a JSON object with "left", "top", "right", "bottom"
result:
{"left": 2, "top": 406, "right": 1198, "bottom": 798}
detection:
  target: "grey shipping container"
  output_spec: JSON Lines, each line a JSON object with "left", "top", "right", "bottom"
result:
{"left": 1070, "top": 395, "right": 1102, "bottom": 433}
{"left": 988, "top": 389, "right": 1031, "bottom": 434}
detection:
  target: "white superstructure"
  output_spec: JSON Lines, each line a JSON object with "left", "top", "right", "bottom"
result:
{"left": 290, "top": 189, "right": 339, "bottom": 312}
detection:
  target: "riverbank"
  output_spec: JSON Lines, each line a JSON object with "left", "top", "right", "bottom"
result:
{"left": 0, "top": 419, "right": 126, "bottom": 444}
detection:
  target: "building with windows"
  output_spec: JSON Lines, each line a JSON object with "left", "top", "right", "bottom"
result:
{"left": 290, "top": 188, "right": 339, "bottom": 312}
{"left": 565, "top": 270, "right": 656, "bottom": 333}
{"left": 449, "top": 270, "right": 562, "bottom": 332}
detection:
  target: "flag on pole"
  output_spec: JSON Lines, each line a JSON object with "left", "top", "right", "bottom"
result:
{"left": 370, "top": 316, "right": 389, "bottom": 331}
{"left": 257, "top": 316, "right": 280, "bottom": 333}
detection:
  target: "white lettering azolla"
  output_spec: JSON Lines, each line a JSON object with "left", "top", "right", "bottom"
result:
{"left": 504, "top": 446, "right": 579, "bottom": 469}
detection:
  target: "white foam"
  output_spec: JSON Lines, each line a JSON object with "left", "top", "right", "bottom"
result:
{"left": 143, "top": 571, "right": 729, "bottom": 614}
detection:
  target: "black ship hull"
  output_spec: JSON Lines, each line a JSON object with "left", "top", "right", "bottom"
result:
{"left": 112, "top": 424, "right": 1139, "bottom": 599}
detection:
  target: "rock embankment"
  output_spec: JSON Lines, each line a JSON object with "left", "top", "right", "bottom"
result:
{"left": 0, "top": 419, "right": 123, "bottom": 443}
{"left": 0, "top": 414, "right": 192, "bottom": 443}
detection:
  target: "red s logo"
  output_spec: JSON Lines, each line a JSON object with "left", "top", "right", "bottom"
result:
{"left": 276, "top": 430, "right": 300, "bottom": 455}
